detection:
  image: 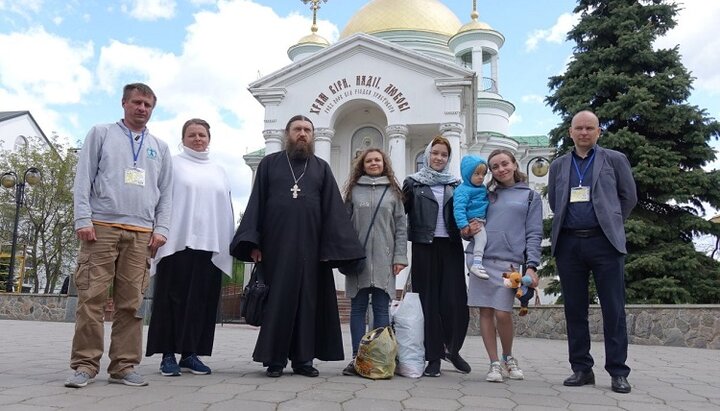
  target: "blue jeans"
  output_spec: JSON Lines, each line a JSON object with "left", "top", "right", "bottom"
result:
{"left": 350, "top": 287, "right": 391, "bottom": 356}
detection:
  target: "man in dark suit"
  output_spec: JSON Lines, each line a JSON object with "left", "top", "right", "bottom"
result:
{"left": 548, "top": 110, "right": 637, "bottom": 394}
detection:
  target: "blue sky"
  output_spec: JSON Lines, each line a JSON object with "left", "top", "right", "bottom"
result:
{"left": 1, "top": 0, "right": 718, "bottom": 225}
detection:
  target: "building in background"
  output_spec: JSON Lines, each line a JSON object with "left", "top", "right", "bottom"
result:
{"left": 244, "top": 0, "right": 552, "bottom": 190}
{"left": 243, "top": 0, "right": 553, "bottom": 299}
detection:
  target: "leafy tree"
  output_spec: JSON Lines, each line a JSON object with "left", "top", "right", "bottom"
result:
{"left": 542, "top": 0, "right": 720, "bottom": 303}
{"left": 0, "top": 135, "right": 77, "bottom": 293}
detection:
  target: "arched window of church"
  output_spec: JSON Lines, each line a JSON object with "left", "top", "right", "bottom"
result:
{"left": 14, "top": 135, "right": 28, "bottom": 151}
{"left": 350, "top": 126, "right": 383, "bottom": 161}
{"left": 415, "top": 151, "right": 424, "bottom": 172}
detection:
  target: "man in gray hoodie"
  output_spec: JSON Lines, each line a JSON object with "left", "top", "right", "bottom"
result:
{"left": 65, "top": 83, "right": 173, "bottom": 388}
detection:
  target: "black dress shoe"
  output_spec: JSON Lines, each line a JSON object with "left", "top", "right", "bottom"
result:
{"left": 563, "top": 370, "right": 595, "bottom": 386}
{"left": 444, "top": 353, "right": 471, "bottom": 374}
{"left": 293, "top": 365, "right": 319, "bottom": 377}
{"left": 266, "top": 366, "right": 283, "bottom": 378}
{"left": 611, "top": 376, "right": 631, "bottom": 393}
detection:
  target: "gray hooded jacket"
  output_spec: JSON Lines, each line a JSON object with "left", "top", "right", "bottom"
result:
{"left": 345, "top": 175, "right": 408, "bottom": 299}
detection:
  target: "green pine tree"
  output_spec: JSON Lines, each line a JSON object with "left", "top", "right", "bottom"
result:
{"left": 543, "top": 0, "right": 720, "bottom": 303}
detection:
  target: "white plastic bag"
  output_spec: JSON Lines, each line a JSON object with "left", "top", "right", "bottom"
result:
{"left": 390, "top": 292, "right": 425, "bottom": 378}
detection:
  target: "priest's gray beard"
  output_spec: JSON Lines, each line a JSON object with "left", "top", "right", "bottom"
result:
{"left": 286, "top": 139, "right": 315, "bottom": 160}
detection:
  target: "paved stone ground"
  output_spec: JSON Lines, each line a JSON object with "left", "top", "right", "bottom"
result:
{"left": 0, "top": 319, "right": 718, "bottom": 410}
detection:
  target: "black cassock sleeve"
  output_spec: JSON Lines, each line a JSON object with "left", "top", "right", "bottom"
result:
{"left": 229, "top": 156, "right": 267, "bottom": 262}
{"left": 318, "top": 160, "right": 365, "bottom": 267}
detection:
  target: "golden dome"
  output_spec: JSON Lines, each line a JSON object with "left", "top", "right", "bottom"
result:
{"left": 340, "top": 0, "right": 462, "bottom": 39}
{"left": 297, "top": 32, "right": 329, "bottom": 46}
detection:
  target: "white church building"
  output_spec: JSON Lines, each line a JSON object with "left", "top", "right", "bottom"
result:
{"left": 244, "top": 0, "right": 552, "bottom": 188}
{"left": 243, "top": 0, "right": 553, "bottom": 295}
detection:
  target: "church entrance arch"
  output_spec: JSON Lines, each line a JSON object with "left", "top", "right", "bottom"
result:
{"left": 330, "top": 98, "right": 388, "bottom": 185}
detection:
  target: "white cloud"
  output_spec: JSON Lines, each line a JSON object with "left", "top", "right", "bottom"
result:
{"left": 0, "top": 27, "right": 94, "bottom": 104}
{"left": 525, "top": 12, "right": 579, "bottom": 52}
{"left": 509, "top": 113, "right": 522, "bottom": 125}
{"left": 655, "top": 1, "right": 720, "bottom": 94}
{"left": 122, "top": 0, "right": 176, "bottom": 21}
{"left": 521, "top": 94, "right": 544, "bottom": 104}
{"left": 93, "top": 0, "right": 339, "bottom": 209}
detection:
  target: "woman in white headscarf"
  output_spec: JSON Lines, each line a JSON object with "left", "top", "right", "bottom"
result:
{"left": 402, "top": 136, "right": 470, "bottom": 377}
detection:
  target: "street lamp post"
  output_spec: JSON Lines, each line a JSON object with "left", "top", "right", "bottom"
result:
{"left": 522, "top": 156, "right": 550, "bottom": 278}
{"left": 526, "top": 156, "right": 550, "bottom": 180}
{"left": 1, "top": 167, "right": 42, "bottom": 292}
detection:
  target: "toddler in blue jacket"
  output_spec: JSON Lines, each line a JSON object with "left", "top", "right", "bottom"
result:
{"left": 454, "top": 155, "right": 490, "bottom": 279}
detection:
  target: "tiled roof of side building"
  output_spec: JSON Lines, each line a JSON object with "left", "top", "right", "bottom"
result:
{"left": 244, "top": 148, "right": 265, "bottom": 157}
{"left": 511, "top": 135, "right": 550, "bottom": 148}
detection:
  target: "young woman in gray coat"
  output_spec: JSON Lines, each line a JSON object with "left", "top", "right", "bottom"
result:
{"left": 342, "top": 148, "right": 408, "bottom": 375}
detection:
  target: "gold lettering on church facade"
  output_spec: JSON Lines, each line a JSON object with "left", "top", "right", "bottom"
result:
{"left": 308, "top": 75, "right": 411, "bottom": 114}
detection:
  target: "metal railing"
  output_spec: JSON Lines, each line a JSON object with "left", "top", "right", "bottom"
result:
{"left": 481, "top": 77, "right": 498, "bottom": 93}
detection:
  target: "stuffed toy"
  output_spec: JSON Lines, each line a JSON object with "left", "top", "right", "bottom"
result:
{"left": 502, "top": 264, "right": 537, "bottom": 316}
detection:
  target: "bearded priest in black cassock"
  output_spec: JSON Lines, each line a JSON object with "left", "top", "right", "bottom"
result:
{"left": 230, "top": 115, "right": 365, "bottom": 378}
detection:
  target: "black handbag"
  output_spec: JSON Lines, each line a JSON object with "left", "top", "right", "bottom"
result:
{"left": 339, "top": 186, "right": 389, "bottom": 276}
{"left": 240, "top": 263, "right": 269, "bottom": 326}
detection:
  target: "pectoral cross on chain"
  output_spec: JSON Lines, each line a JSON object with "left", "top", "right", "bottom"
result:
{"left": 291, "top": 184, "right": 301, "bottom": 199}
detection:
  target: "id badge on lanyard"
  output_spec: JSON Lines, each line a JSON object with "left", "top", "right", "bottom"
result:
{"left": 569, "top": 152, "right": 595, "bottom": 203}
{"left": 569, "top": 186, "right": 590, "bottom": 203}
{"left": 122, "top": 125, "right": 147, "bottom": 187}
{"left": 124, "top": 167, "right": 145, "bottom": 186}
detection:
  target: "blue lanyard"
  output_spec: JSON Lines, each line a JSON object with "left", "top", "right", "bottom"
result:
{"left": 571, "top": 151, "right": 595, "bottom": 186}
{"left": 121, "top": 125, "right": 146, "bottom": 167}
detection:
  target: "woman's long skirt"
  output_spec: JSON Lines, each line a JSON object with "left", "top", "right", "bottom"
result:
{"left": 146, "top": 248, "right": 222, "bottom": 356}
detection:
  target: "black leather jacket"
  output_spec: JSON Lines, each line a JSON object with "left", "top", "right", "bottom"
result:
{"left": 402, "top": 177, "right": 461, "bottom": 244}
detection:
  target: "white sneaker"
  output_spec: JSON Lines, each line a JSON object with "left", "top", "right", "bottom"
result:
{"left": 486, "top": 361, "right": 504, "bottom": 382}
{"left": 470, "top": 264, "right": 489, "bottom": 280}
{"left": 503, "top": 356, "right": 524, "bottom": 380}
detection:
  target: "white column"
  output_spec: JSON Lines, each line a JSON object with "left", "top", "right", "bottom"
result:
{"left": 491, "top": 55, "right": 499, "bottom": 92}
{"left": 472, "top": 48, "right": 483, "bottom": 77}
{"left": 263, "top": 129, "right": 283, "bottom": 155}
{"left": 440, "top": 122, "right": 463, "bottom": 178}
{"left": 385, "top": 124, "right": 408, "bottom": 182}
{"left": 314, "top": 127, "right": 334, "bottom": 163}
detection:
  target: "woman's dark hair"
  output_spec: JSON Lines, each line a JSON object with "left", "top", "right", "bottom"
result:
{"left": 343, "top": 148, "right": 403, "bottom": 201}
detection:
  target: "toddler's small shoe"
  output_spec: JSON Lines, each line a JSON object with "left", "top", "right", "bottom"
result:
{"left": 470, "top": 264, "right": 489, "bottom": 280}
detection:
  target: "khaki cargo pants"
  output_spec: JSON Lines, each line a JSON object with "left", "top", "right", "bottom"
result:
{"left": 70, "top": 225, "right": 151, "bottom": 377}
